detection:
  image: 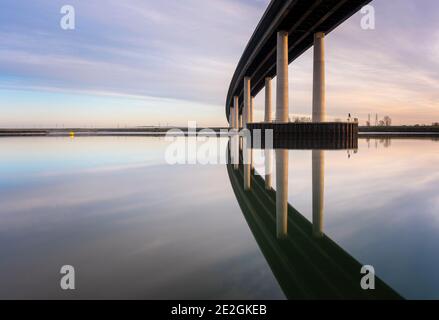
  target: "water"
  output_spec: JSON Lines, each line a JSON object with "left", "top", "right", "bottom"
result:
{"left": 0, "top": 136, "right": 437, "bottom": 299}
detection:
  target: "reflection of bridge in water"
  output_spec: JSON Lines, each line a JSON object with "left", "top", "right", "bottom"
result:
{"left": 227, "top": 139, "right": 402, "bottom": 299}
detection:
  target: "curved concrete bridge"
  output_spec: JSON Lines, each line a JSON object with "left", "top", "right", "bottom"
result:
{"left": 226, "top": 0, "right": 371, "bottom": 129}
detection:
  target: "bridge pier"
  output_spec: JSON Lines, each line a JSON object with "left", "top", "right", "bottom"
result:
{"left": 228, "top": 107, "right": 233, "bottom": 129}
{"left": 312, "top": 150, "right": 324, "bottom": 238}
{"left": 244, "top": 77, "right": 251, "bottom": 128}
{"left": 276, "top": 31, "right": 289, "bottom": 123}
{"left": 312, "top": 32, "right": 326, "bottom": 122}
{"left": 249, "top": 96, "right": 254, "bottom": 168}
{"left": 250, "top": 96, "right": 255, "bottom": 124}
{"left": 265, "top": 77, "right": 273, "bottom": 122}
{"left": 233, "top": 96, "right": 239, "bottom": 129}
{"left": 276, "top": 149, "right": 288, "bottom": 238}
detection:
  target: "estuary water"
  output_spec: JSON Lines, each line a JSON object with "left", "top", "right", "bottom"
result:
{"left": 0, "top": 136, "right": 438, "bottom": 299}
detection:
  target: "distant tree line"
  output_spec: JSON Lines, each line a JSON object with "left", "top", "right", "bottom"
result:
{"left": 366, "top": 115, "right": 392, "bottom": 126}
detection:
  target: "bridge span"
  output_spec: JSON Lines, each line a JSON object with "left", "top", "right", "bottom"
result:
{"left": 226, "top": 0, "right": 372, "bottom": 128}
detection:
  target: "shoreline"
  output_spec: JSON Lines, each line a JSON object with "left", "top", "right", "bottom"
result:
{"left": 1, "top": 126, "right": 438, "bottom": 138}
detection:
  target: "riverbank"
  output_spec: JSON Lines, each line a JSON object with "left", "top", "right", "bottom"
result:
{"left": 0, "top": 127, "right": 229, "bottom": 137}
{"left": 359, "top": 125, "right": 439, "bottom": 133}
{"left": 1, "top": 126, "right": 438, "bottom": 137}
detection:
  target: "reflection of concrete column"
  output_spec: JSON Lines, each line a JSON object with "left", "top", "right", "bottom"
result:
{"left": 244, "top": 151, "right": 251, "bottom": 190}
{"left": 265, "top": 77, "right": 272, "bottom": 122}
{"left": 232, "top": 135, "right": 239, "bottom": 170}
{"left": 265, "top": 148, "right": 272, "bottom": 189}
{"left": 312, "top": 150, "right": 324, "bottom": 238}
{"left": 276, "top": 149, "right": 288, "bottom": 238}
{"left": 312, "top": 32, "right": 326, "bottom": 122}
{"left": 276, "top": 31, "right": 289, "bottom": 123}
{"left": 244, "top": 77, "right": 251, "bottom": 128}
{"left": 229, "top": 137, "right": 234, "bottom": 165}
{"left": 234, "top": 96, "right": 239, "bottom": 129}
{"left": 243, "top": 131, "right": 252, "bottom": 190}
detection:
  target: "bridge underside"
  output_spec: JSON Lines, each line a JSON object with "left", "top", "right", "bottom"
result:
{"left": 226, "top": 0, "right": 372, "bottom": 119}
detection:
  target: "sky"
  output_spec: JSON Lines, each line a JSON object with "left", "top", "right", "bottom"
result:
{"left": 0, "top": 0, "right": 438, "bottom": 128}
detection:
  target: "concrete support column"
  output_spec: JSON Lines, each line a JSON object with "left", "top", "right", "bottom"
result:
{"left": 229, "top": 110, "right": 232, "bottom": 128}
{"left": 239, "top": 114, "right": 242, "bottom": 129}
{"left": 244, "top": 77, "right": 251, "bottom": 128}
{"left": 312, "top": 32, "right": 326, "bottom": 122}
{"left": 230, "top": 106, "right": 235, "bottom": 129}
{"left": 233, "top": 96, "right": 239, "bottom": 129}
{"left": 276, "top": 31, "right": 289, "bottom": 123}
{"left": 248, "top": 96, "right": 255, "bottom": 169}
{"left": 250, "top": 96, "right": 255, "bottom": 124}
{"left": 265, "top": 77, "right": 273, "bottom": 122}
{"left": 276, "top": 149, "right": 288, "bottom": 238}
{"left": 312, "top": 150, "right": 324, "bottom": 238}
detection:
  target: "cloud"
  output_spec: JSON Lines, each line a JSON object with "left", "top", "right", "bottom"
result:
{"left": 0, "top": 0, "right": 438, "bottom": 126}
{"left": 0, "top": 0, "right": 264, "bottom": 104}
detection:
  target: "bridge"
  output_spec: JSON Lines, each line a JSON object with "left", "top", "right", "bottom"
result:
{"left": 226, "top": 143, "right": 402, "bottom": 299}
{"left": 226, "top": 0, "right": 371, "bottom": 135}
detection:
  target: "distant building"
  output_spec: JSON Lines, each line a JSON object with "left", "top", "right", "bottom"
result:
{"left": 366, "top": 114, "right": 371, "bottom": 126}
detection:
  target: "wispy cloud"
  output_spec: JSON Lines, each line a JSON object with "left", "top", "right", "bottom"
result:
{"left": 0, "top": 0, "right": 438, "bottom": 126}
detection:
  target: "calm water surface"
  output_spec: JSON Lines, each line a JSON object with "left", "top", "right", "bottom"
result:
{"left": 0, "top": 136, "right": 438, "bottom": 299}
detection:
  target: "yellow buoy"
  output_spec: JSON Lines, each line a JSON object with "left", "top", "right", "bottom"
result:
{"left": 69, "top": 131, "right": 75, "bottom": 138}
